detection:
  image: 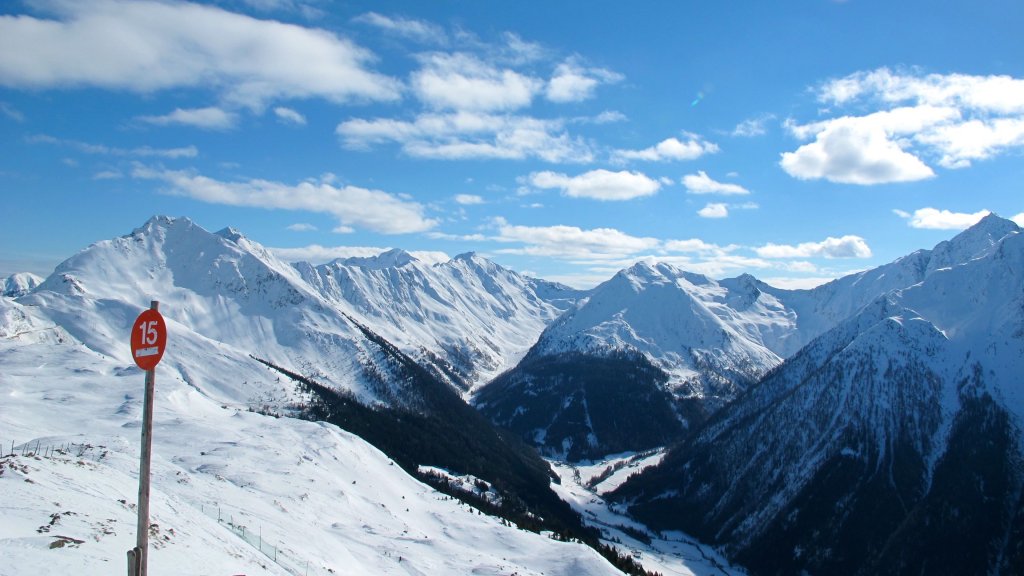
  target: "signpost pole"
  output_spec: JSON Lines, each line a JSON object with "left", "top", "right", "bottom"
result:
{"left": 133, "top": 300, "right": 160, "bottom": 576}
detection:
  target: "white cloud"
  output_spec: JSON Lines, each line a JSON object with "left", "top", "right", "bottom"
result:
{"left": 454, "top": 194, "right": 484, "bottom": 205}
{"left": 546, "top": 59, "right": 623, "bottom": 103}
{"left": 274, "top": 107, "right": 307, "bottom": 125}
{"left": 662, "top": 239, "right": 737, "bottom": 255}
{"left": 286, "top": 223, "right": 318, "bottom": 232}
{"left": 784, "top": 69, "right": 1024, "bottom": 183}
{"left": 529, "top": 169, "right": 661, "bottom": 201}
{"left": 411, "top": 52, "right": 541, "bottom": 112}
{"left": 732, "top": 114, "right": 774, "bottom": 137}
{"left": 133, "top": 166, "right": 437, "bottom": 234}
{"left": 337, "top": 111, "right": 594, "bottom": 163}
{"left": 0, "top": 0, "right": 401, "bottom": 109}
{"left": 27, "top": 134, "right": 198, "bottom": 158}
{"left": 0, "top": 101, "right": 24, "bottom": 122}
{"left": 697, "top": 203, "right": 729, "bottom": 218}
{"left": 590, "top": 110, "right": 628, "bottom": 124}
{"left": 755, "top": 235, "right": 872, "bottom": 259}
{"left": 1012, "top": 213, "right": 1024, "bottom": 227}
{"left": 612, "top": 134, "right": 719, "bottom": 163}
{"left": 894, "top": 207, "right": 991, "bottom": 230}
{"left": 92, "top": 170, "right": 123, "bottom": 180}
{"left": 139, "top": 107, "right": 238, "bottom": 130}
{"left": 682, "top": 171, "right": 750, "bottom": 195}
{"left": 353, "top": 12, "right": 446, "bottom": 44}
{"left": 492, "top": 219, "right": 660, "bottom": 260}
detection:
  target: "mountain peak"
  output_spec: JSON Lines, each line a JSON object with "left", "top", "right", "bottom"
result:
{"left": 929, "top": 213, "right": 1020, "bottom": 271}
{"left": 342, "top": 248, "right": 418, "bottom": 269}
{"left": 215, "top": 226, "right": 245, "bottom": 243}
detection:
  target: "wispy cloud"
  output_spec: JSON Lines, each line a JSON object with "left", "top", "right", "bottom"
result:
{"left": 138, "top": 107, "right": 238, "bottom": 130}
{"left": 337, "top": 111, "right": 594, "bottom": 162}
{"left": 0, "top": 101, "right": 24, "bottom": 122}
{"left": 491, "top": 218, "right": 660, "bottom": 260}
{"left": 612, "top": 134, "right": 718, "bottom": 163}
{"left": 27, "top": 134, "right": 198, "bottom": 158}
{"left": 454, "top": 194, "right": 485, "bottom": 205}
{"left": 682, "top": 171, "right": 750, "bottom": 195}
{"left": 528, "top": 169, "right": 661, "bottom": 201}
{"left": 286, "top": 222, "right": 318, "bottom": 232}
{"left": 732, "top": 114, "right": 774, "bottom": 137}
{"left": 353, "top": 12, "right": 447, "bottom": 44}
{"left": 893, "top": 207, "right": 991, "bottom": 230}
{"left": 133, "top": 166, "right": 438, "bottom": 235}
{"left": 274, "top": 107, "right": 307, "bottom": 125}
{"left": 545, "top": 58, "right": 623, "bottom": 103}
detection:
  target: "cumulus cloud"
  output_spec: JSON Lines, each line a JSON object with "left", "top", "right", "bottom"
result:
{"left": 682, "top": 171, "right": 750, "bottom": 195}
{"left": 0, "top": 0, "right": 401, "bottom": 109}
{"left": 1013, "top": 213, "right": 1024, "bottom": 227}
{"left": 274, "top": 107, "right": 307, "bottom": 125}
{"left": 755, "top": 235, "right": 872, "bottom": 259}
{"left": 697, "top": 203, "right": 729, "bottom": 218}
{"left": 612, "top": 134, "right": 719, "bottom": 163}
{"left": 529, "top": 169, "right": 661, "bottom": 201}
{"left": 411, "top": 52, "right": 541, "bottom": 112}
{"left": 783, "top": 68, "right": 1024, "bottom": 184}
{"left": 454, "top": 194, "right": 484, "bottom": 205}
{"left": 337, "top": 111, "right": 594, "bottom": 162}
{"left": 286, "top": 223, "right": 318, "bottom": 232}
{"left": 893, "top": 207, "right": 991, "bottom": 230}
{"left": 138, "top": 107, "right": 238, "bottom": 130}
{"left": 133, "top": 166, "right": 437, "bottom": 234}
{"left": 546, "top": 59, "right": 623, "bottom": 103}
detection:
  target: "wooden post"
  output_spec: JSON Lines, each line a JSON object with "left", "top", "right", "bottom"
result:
{"left": 133, "top": 300, "right": 159, "bottom": 576}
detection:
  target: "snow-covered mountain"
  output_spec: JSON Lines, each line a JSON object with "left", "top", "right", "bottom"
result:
{"left": 295, "top": 249, "right": 582, "bottom": 391}
{"left": 477, "top": 215, "right": 1022, "bottom": 461}
{"left": 2, "top": 271, "right": 43, "bottom": 297}
{"left": 614, "top": 216, "right": 1024, "bottom": 575}
{"left": 475, "top": 262, "right": 793, "bottom": 459}
{"left": 0, "top": 295, "right": 625, "bottom": 575}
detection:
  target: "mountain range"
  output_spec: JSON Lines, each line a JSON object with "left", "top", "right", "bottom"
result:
{"left": 4, "top": 213, "right": 1022, "bottom": 575}
{"left": 613, "top": 214, "right": 1024, "bottom": 574}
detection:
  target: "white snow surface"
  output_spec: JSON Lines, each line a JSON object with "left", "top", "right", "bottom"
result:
{"left": 0, "top": 297, "right": 624, "bottom": 576}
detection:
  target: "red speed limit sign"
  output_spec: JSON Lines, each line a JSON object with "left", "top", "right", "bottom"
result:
{"left": 130, "top": 308, "right": 167, "bottom": 371}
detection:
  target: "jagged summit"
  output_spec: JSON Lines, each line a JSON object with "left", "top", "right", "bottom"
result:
{"left": 337, "top": 248, "right": 419, "bottom": 269}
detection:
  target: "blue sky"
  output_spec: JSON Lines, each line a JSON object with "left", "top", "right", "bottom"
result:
{"left": 2, "top": 0, "right": 1022, "bottom": 288}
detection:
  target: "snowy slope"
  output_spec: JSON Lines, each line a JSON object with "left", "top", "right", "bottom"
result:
{"left": 0, "top": 301, "right": 624, "bottom": 575}
{"left": 295, "top": 250, "right": 582, "bottom": 391}
{"left": 616, "top": 218, "right": 1024, "bottom": 575}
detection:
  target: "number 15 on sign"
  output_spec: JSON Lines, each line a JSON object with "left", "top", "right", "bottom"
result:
{"left": 130, "top": 308, "right": 166, "bottom": 371}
